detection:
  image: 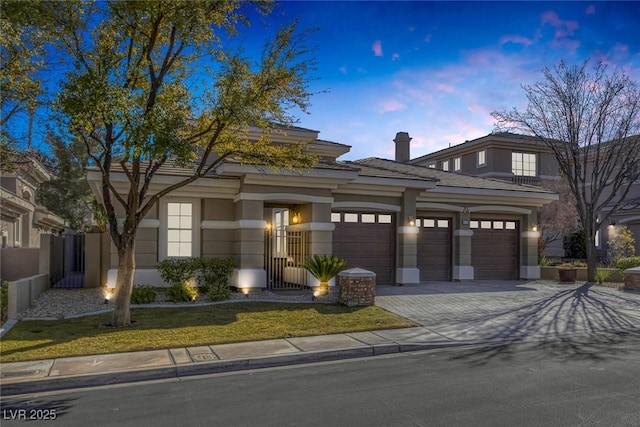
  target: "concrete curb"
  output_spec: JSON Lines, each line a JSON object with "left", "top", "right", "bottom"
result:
{"left": 0, "top": 341, "right": 482, "bottom": 396}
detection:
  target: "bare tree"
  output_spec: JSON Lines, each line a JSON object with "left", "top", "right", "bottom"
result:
{"left": 538, "top": 176, "right": 577, "bottom": 260}
{"left": 493, "top": 60, "right": 640, "bottom": 281}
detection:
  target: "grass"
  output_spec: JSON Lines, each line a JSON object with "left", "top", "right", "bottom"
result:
{"left": 0, "top": 302, "right": 416, "bottom": 363}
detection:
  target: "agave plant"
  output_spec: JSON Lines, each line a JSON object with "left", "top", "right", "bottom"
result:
{"left": 302, "top": 255, "right": 346, "bottom": 296}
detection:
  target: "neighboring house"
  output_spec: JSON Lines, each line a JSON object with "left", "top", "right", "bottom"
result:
{"left": 0, "top": 153, "right": 65, "bottom": 280}
{"left": 87, "top": 127, "right": 557, "bottom": 289}
{"left": 409, "top": 132, "right": 640, "bottom": 257}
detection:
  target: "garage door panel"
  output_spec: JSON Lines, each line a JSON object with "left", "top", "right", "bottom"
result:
{"left": 332, "top": 212, "right": 395, "bottom": 285}
{"left": 417, "top": 218, "right": 452, "bottom": 281}
{"left": 471, "top": 221, "right": 519, "bottom": 280}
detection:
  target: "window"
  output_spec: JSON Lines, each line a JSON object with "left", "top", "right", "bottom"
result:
{"left": 378, "top": 214, "right": 392, "bottom": 223}
{"left": 331, "top": 212, "right": 341, "bottom": 222}
{"left": 477, "top": 150, "right": 486, "bottom": 167}
{"left": 442, "top": 160, "right": 449, "bottom": 171}
{"left": 512, "top": 152, "right": 537, "bottom": 177}
{"left": 344, "top": 213, "right": 358, "bottom": 223}
{"left": 14, "top": 217, "right": 22, "bottom": 247}
{"left": 167, "top": 202, "right": 193, "bottom": 257}
{"left": 361, "top": 214, "right": 376, "bottom": 223}
{"left": 274, "top": 209, "right": 289, "bottom": 255}
{"left": 428, "top": 162, "right": 436, "bottom": 169}
{"left": 454, "top": 157, "right": 461, "bottom": 171}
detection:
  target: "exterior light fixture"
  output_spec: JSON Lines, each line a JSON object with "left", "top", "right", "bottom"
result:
{"left": 408, "top": 216, "right": 415, "bottom": 227}
{"left": 531, "top": 224, "right": 538, "bottom": 232}
{"left": 292, "top": 212, "right": 300, "bottom": 224}
{"left": 265, "top": 221, "right": 272, "bottom": 230}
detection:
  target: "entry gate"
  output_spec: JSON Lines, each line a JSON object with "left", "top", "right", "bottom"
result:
{"left": 265, "top": 228, "right": 309, "bottom": 290}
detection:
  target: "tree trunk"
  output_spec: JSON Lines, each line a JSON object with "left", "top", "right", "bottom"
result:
{"left": 112, "top": 240, "right": 136, "bottom": 327}
{"left": 585, "top": 232, "right": 597, "bottom": 283}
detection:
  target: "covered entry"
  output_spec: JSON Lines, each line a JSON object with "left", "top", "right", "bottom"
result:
{"left": 417, "top": 218, "right": 452, "bottom": 281}
{"left": 471, "top": 219, "right": 519, "bottom": 279}
{"left": 331, "top": 212, "right": 396, "bottom": 285}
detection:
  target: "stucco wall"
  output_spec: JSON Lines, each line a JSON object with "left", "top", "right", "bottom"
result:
{"left": 0, "top": 248, "right": 40, "bottom": 281}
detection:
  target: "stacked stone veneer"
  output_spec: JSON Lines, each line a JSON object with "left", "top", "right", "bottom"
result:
{"left": 624, "top": 267, "right": 640, "bottom": 291}
{"left": 338, "top": 268, "right": 376, "bottom": 307}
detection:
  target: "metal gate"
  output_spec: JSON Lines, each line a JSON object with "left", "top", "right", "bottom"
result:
{"left": 265, "top": 227, "right": 309, "bottom": 290}
{"left": 51, "top": 232, "right": 85, "bottom": 288}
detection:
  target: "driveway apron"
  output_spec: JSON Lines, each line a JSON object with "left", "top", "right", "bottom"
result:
{"left": 375, "top": 281, "right": 640, "bottom": 343}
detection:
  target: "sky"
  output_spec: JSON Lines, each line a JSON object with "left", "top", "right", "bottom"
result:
{"left": 259, "top": 1, "right": 640, "bottom": 160}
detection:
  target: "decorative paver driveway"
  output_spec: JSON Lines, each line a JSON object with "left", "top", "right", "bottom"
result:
{"left": 376, "top": 281, "right": 640, "bottom": 343}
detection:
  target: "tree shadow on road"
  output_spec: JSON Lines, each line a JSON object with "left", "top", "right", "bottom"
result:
{"left": 448, "top": 284, "right": 640, "bottom": 366}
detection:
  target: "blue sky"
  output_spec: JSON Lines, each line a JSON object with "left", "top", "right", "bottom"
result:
{"left": 262, "top": 1, "right": 640, "bottom": 160}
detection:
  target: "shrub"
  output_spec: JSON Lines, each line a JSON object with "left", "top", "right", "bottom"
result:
{"left": 616, "top": 256, "right": 640, "bottom": 275}
{"left": 563, "top": 229, "right": 586, "bottom": 259}
{"left": 594, "top": 269, "right": 610, "bottom": 285}
{"left": 167, "top": 282, "right": 199, "bottom": 303}
{"left": 0, "top": 281, "right": 8, "bottom": 323}
{"left": 607, "top": 225, "right": 636, "bottom": 265}
{"left": 157, "top": 258, "right": 198, "bottom": 287}
{"left": 303, "top": 255, "right": 346, "bottom": 296}
{"left": 196, "top": 258, "right": 235, "bottom": 301}
{"left": 130, "top": 285, "right": 157, "bottom": 304}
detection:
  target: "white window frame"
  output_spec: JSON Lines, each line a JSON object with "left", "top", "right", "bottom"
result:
{"left": 512, "top": 152, "right": 537, "bottom": 177}
{"left": 454, "top": 157, "right": 461, "bottom": 171}
{"left": 159, "top": 198, "right": 201, "bottom": 260}
{"left": 442, "top": 160, "right": 449, "bottom": 171}
{"left": 273, "top": 208, "right": 289, "bottom": 256}
{"left": 14, "top": 217, "right": 22, "bottom": 247}
{"left": 477, "top": 150, "right": 486, "bottom": 167}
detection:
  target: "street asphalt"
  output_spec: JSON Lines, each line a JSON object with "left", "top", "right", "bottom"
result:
{"left": 1, "top": 280, "right": 639, "bottom": 396}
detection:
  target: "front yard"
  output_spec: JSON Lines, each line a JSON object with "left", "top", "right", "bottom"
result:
{"left": 0, "top": 302, "right": 416, "bottom": 363}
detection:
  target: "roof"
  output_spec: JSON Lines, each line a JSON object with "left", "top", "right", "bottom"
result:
{"left": 352, "top": 157, "right": 554, "bottom": 193}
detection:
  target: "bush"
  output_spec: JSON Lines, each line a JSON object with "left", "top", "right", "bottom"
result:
{"left": 563, "top": 229, "right": 587, "bottom": 259}
{"left": 196, "top": 258, "right": 234, "bottom": 301}
{"left": 157, "top": 258, "right": 198, "bottom": 287}
{"left": 1, "top": 281, "right": 8, "bottom": 323}
{"left": 616, "top": 256, "right": 640, "bottom": 275}
{"left": 594, "top": 269, "right": 610, "bottom": 285}
{"left": 130, "top": 285, "right": 157, "bottom": 304}
{"left": 607, "top": 225, "right": 636, "bottom": 264}
{"left": 167, "top": 281, "right": 199, "bottom": 303}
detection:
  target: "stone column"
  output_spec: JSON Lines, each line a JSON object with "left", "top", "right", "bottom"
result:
{"left": 520, "top": 211, "right": 540, "bottom": 279}
{"left": 396, "top": 189, "right": 419, "bottom": 284}
{"left": 453, "top": 209, "right": 474, "bottom": 280}
{"left": 338, "top": 268, "right": 376, "bottom": 306}
{"left": 232, "top": 199, "right": 267, "bottom": 289}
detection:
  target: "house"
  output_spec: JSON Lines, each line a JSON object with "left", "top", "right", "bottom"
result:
{"left": 409, "top": 132, "right": 640, "bottom": 257}
{"left": 0, "top": 153, "right": 65, "bottom": 280}
{"left": 86, "top": 127, "right": 557, "bottom": 290}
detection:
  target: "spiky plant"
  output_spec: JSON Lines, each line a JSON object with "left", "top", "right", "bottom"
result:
{"left": 302, "top": 255, "right": 346, "bottom": 296}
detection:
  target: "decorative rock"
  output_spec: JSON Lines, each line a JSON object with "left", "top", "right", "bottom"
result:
{"left": 623, "top": 267, "right": 640, "bottom": 291}
{"left": 338, "top": 268, "right": 376, "bottom": 307}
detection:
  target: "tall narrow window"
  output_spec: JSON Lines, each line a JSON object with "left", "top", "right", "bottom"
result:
{"left": 454, "top": 157, "right": 461, "bottom": 171}
{"left": 274, "top": 209, "right": 289, "bottom": 256}
{"left": 167, "top": 202, "right": 192, "bottom": 257}
{"left": 442, "top": 160, "right": 449, "bottom": 171}
{"left": 477, "top": 150, "right": 486, "bottom": 166}
{"left": 512, "top": 152, "right": 537, "bottom": 176}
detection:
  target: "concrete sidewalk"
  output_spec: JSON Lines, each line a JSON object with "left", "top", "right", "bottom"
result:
{"left": 2, "top": 281, "right": 640, "bottom": 396}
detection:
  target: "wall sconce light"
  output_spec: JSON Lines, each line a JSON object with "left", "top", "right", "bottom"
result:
{"left": 408, "top": 216, "right": 415, "bottom": 227}
{"left": 531, "top": 224, "right": 538, "bottom": 232}
{"left": 265, "top": 221, "right": 272, "bottom": 230}
{"left": 292, "top": 212, "right": 300, "bottom": 224}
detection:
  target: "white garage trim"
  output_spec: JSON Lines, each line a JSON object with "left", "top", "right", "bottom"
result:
{"left": 467, "top": 206, "right": 532, "bottom": 214}
{"left": 332, "top": 202, "right": 401, "bottom": 212}
{"left": 416, "top": 202, "right": 464, "bottom": 212}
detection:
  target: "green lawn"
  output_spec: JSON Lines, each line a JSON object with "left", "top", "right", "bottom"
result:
{"left": 0, "top": 302, "right": 416, "bottom": 363}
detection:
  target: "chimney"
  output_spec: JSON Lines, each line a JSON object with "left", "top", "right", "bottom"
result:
{"left": 394, "top": 132, "right": 411, "bottom": 162}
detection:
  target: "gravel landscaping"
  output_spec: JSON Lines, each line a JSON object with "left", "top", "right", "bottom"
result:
{"left": 20, "top": 287, "right": 339, "bottom": 320}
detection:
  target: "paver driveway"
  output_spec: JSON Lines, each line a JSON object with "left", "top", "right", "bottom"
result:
{"left": 375, "top": 281, "right": 640, "bottom": 343}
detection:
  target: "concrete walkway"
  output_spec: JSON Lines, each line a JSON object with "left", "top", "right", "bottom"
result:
{"left": 2, "top": 281, "right": 640, "bottom": 396}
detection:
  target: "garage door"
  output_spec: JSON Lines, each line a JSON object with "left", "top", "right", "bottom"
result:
{"left": 331, "top": 212, "right": 395, "bottom": 285}
{"left": 471, "top": 220, "right": 519, "bottom": 279}
{"left": 417, "top": 218, "right": 452, "bottom": 281}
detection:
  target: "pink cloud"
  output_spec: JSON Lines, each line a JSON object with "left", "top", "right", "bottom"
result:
{"left": 372, "top": 40, "right": 383, "bottom": 56}
{"left": 378, "top": 99, "right": 407, "bottom": 113}
{"left": 392, "top": 53, "right": 400, "bottom": 61}
{"left": 436, "top": 83, "right": 455, "bottom": 93}
{"left": 500, "top": 35, "right": 534, "bottom": 47}
{"left": 541, "top": 11, "right": 579, "bottom": 38}
{"left": 585, "top": 5, "right": 595, "bottom": 14}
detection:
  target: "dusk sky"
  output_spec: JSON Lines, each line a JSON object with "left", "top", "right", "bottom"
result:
{"left": 261, "top": 1, "right": 640, "bottom": 160}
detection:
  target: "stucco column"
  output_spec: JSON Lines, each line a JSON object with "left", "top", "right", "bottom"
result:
{"left": 397, "top": 189, "right": 419, "bottom": 284}
{"left": 300, "top": 202, "right": 333, "bottom": 256}
{"left": 232, "top": 199, "right": 267, "bottom": 289}
{"left": 520, "top": 211, "right": 540, "bottom": 279}
{"left": 453, "top": 209, "right": 474, "bottom": 280}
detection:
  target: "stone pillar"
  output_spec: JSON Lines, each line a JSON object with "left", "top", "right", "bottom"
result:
{"left": 338, "top": 268, "right": 376, "bottom": 306}
{"left": 453, "top": 210, "right": 474, "bottom": 280}
{"left": 232, "top": 199, "right": 267, "bottom": 289}
{"left": 520, "top": 211, "right": 540, "bottom": 279}
{"left": 397, "top": 189, "right": 419, "bottom": 284}
{"left": 623, "top": 267, "right": 640, "bottom": 290}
